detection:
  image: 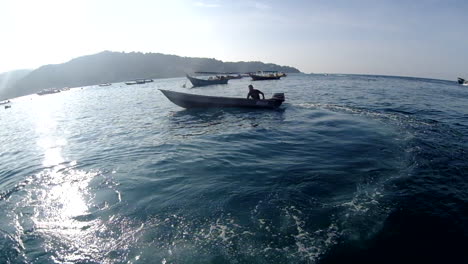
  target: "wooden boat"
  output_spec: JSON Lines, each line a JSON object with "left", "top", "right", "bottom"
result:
{"left": 194, "top": 72, "right": 242, "bottom": 80}
{"left": 225, "top": 74, "right": 242, "bottom": 80}
{"left": 37, "top": 89, "right": 60, "bottom": 95}
{"left": 160, "top": 89, "right": 285, "bottom": 109}
{"left": 125, "top": 79, "right": 146, "bottom": 85}
{"left": 458, "top": 77, "right": 468, "bottom": 85}
{"left": 186, "top": 74, "right": 229, "bottom": 87}
{"left": 249, "top": 73, "right": 282, "bottom": 81}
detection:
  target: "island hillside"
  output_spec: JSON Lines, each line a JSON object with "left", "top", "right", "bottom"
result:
{"left": 0, "top": 51, "right": 300, "bottom": 100}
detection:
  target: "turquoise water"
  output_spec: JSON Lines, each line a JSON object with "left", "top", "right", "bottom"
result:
{"left": 0, "top": 74, "right": 467, "bottom": 263}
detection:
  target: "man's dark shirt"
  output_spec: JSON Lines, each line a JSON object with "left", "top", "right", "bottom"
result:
{"left": 247, "top": 89, "right": 264, "bottom": 100}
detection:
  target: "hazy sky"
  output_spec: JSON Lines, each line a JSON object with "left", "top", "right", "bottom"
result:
{"left": 1, "top": 0, "right": 467, "bottom": 80}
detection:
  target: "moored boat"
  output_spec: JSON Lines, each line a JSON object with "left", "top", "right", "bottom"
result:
{"left": 249, "top": 72, "right": 282, "bottom": 81}
{"left": 224, "top": 74, "right": 242, "bottom": 80}
{"left": 194, "top": 72, "right": 243, "bottom": 80}
{"left": 0, "top": 100, "right": 10, "bottom": 105}
{"left": 160, "top": 89, "right": 285, "bottom": 109}
{"left": 125, "top": 79, "right": 146, "bottom": 85}
{"left": 99, "top": 83, "right": 112, "bottom": 86}
{"left": 186, "top": 74, "right": 229, "bottom": 87}
{"left": 37, "top": 89, "right": 61, "bottom": 95}
{"left": 458, "top": 77, "right": 468, "bottom": 86}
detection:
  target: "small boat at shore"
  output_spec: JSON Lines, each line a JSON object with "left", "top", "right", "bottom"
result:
{"left": 224, "top": 74, "right": 242, "bottom": 80}
{"left": 125, "top": 79, "right": 147, "bottom": 85}
{"left": 0, "top": 100, "right": 10, "bottom": 105}
{"left": 37, "top": 89, "right": 61, "bottom": 95}
{"left": 458, "top": 77, "right": 468, "bottom": 86}
{"left": 186, "top": 74, "right": 229, "bottom": 87}
{"left": 160, "top": 89, "right": 285, "bottom": 109}
{"left": 99, "top": 83, "right": 112, "bottom": 86}
{"left": 249, "top": 71, "right": 283, "bottom": 81}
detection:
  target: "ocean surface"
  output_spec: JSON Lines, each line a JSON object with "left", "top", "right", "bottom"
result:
{"left": 0, "top": 74, "right": 467, "bottom": 264}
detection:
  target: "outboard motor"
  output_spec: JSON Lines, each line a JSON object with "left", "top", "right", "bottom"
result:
{"left": 271, "top": 93, "right": 285, "bottom": 102}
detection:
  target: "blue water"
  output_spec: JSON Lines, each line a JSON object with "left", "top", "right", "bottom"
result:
{"left": 0, "top": 74, "right": 467, "bottom": 263}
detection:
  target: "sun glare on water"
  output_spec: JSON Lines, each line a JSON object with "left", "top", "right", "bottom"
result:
{"left": 20, "top": 94, "right": 109, "bottom": 262}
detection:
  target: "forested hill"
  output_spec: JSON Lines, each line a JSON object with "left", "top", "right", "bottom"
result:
{"left": 0, "top": 69, "right": 32, "bottom": 100}
{"left": 2, "top": 51, "right": 300, "bottom": 100}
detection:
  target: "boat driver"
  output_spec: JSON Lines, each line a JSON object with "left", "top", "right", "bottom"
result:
{"left": 247, "top": 85, "right": 265, "bottom": 100}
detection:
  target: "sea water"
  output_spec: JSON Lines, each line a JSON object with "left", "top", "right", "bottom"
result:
{"left": 0, "top": 74, "right": 467, "bottom": 263}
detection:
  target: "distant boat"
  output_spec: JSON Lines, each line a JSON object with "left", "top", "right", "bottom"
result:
{"left": 125, "top": 79, "right": 148, "bottom": 85}
{"left": 458, "top": 77, "right": 468, "bottom": 86}
{"left": 99, "top": 83, "right": 112, "bottom": 86}
{"left": 159, "top": 89, "right": 285, "bottom": 109}
{"left": 4, "top": 105, "right": 11, "bottom": 109}
{"left": 186, "top": 74, "right": 229, "bottom": 87}
{"left": 145, "top": 79, "right": 154, "bottom": 83}
{"left": 126, "top": 79, "right": 147, "bottom": 85}
{"left": 225, "top": 74, "right": 242, "bottom": 80}
{"left": 0, "top": 100, "right": 10, "bottom": 105}
{"left": 249, "top": 72, "right": 282, "bottom": 81}
{"left": 37, "top": 89, "right": 60, "bottom": 95}
{"left": 194, "top": 72, "right": 243, "bottom": 80}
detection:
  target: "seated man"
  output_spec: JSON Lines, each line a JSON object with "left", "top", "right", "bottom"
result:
{"left": 247, "top": 85, "right": 265, "bottom": 100}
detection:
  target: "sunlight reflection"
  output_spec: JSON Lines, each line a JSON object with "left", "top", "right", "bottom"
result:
{"left": 31, "top": 169, "right": 101, "bottom": 261}
{"left": 21, "top": 95, "right": 126, "bottom": 262}
{"left": 32, "top": 96, "right": 67, "bottom": 167}
{"left": 28, "top": 95, "right": 108, "bottom": 261}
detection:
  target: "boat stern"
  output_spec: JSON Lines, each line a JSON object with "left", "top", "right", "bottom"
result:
{"left": 271, "top": 93, "right": 285, "bottom": 102}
